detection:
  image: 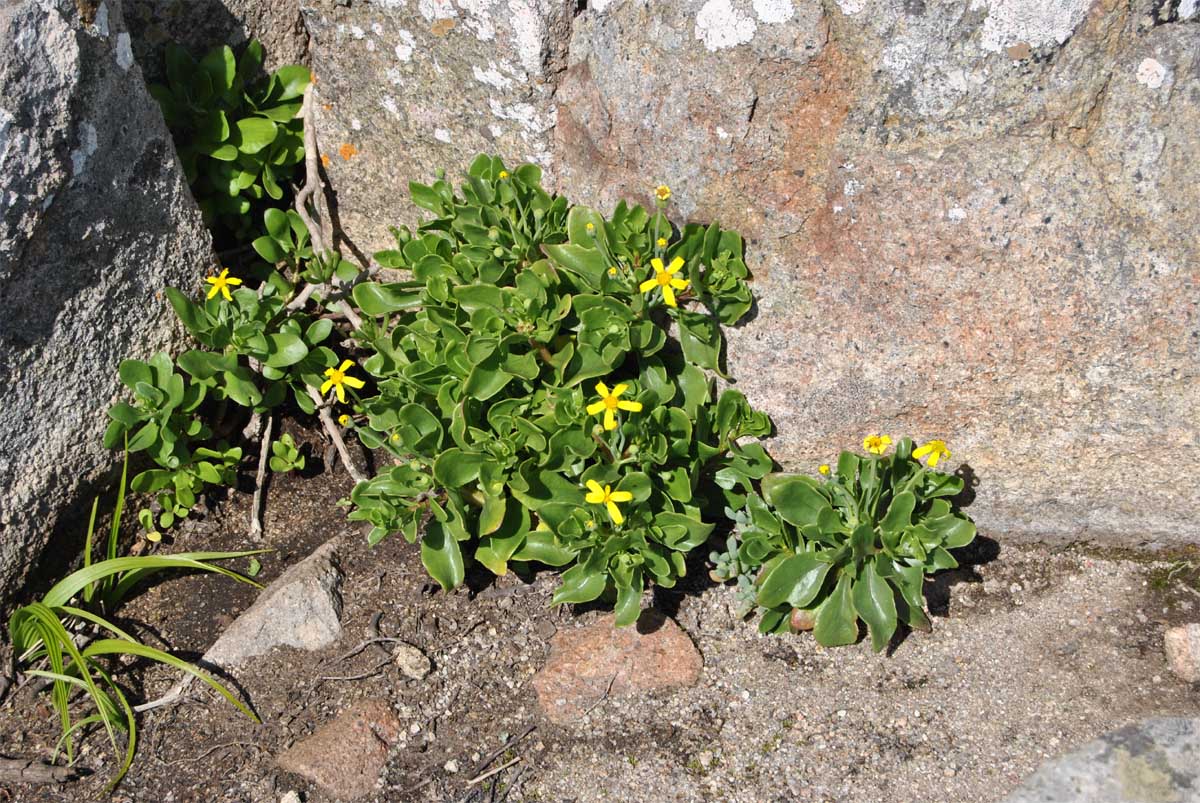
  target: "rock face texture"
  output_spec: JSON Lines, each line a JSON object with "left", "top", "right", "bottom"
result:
{"left": 0, "top": 0, "right": 212, "bottom": 605}
{"left": 301, "top": 0, "right": 571, "bottom": 252}
{"left": 124, "top": 0, "right": 308, "bottom": 78}
{"left": 1004, "top": 718, "right": 1200, "bottom": 803}
{"left": 304, "top": 0, "right": 1199, "bottom": 547}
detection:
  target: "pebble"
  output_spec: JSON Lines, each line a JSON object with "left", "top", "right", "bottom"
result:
{"left": 280, "top": 793, "right": 302, "bottom": 803}
{"left": 444, "top": 759, "right": 459, "bottom": 774}
{"left": 392, "top": 642, "right": 433, "bottom": 680}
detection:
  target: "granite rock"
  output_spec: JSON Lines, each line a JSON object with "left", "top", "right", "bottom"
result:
{"left": 125, "top": 0, "right": 308, "bottom": 79}
{"left": 1005, "top": 718, "right": 1200, "bottom": 803}
{"left": 292, "top": 0, "right": 1200, "bottom": 545}
{"left": 0, "top": 0, "right": 212, "bottom": 606}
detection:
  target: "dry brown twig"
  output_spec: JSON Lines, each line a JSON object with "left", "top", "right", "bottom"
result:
{"left": 305, "top": 386, "right": 366, "bottom": 483}
{"left": 248, "top": 412, "right": 272, "bottom": 542}
{"left": 0, "top": 757, "right": 74, "bottom": 784}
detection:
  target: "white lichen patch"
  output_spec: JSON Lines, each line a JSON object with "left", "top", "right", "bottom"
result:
{"left": 591, "top": 0, "right": 619, "bottom": 11}
{"left": 1181, "top": 0, "right": 1198, "bottom": 19}
{"left": 835, "top": 0, "right": 866, "bottom": 15}
{"left": 419, "top": 0, "right": 458, "bottom": 20}
{"left": 947, "top": 206, "right": 967, "bottom": 223}
{"left": 115, "top": 32, "right": 133, "bottom": 70}
{"left": 843, "top": 179, "right": 863, "bottom": 197}
{"left": 696, "top": 0, "right": 757, "bottom": 51}
{"left": 434, "top": 128, "right": 453, "bottom": 143}
{"left": 508, "top": 0, "right": 547, "bottom": 75}
{"left": 473, "top": 63, "right": 514, "bottom": 90}
{"left": 979, "top": 0, "right": 1089, "bottom": 53}
{"left": 753, "top": 0, "right": 794, "bottom": 24}
{"left": 350, "top": 25, "right": 366, "bottom": 39}
{"left": 458, "top": 0, "right": 497, "bottom": 41}
{"left": 93, "top": 2, "right": 109, "bottom": 36}
{"left": 70, "top": 122, "right": 98, "bottom": 177}
{"left": 1135, "top": 58, "right": 1167, "bottom": 90}
{"left": 395, "top": 30, "right": 417, "bottom": 61}
{"left": 380, "top": 95, "right": 401, "bottom": 118}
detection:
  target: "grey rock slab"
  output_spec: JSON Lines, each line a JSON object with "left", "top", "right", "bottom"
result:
{"left": 0, "top": 0, "right": 213, "bottom": 607}
{"left": 1005, "top": 718, "right": 1200, "bottom": 803}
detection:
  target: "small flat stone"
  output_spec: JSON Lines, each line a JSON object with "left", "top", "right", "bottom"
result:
{"left": 277, "top": 699, "right": 401, "bottom": 801}
{"left": 1164, "top": 625, "right": 1200, "bottom": 683}
{"left": 1004, "top": 718, "right": 1200, "bottom": 803}
{"left": 532, "top": 610, "right": 702, "bottom": 725}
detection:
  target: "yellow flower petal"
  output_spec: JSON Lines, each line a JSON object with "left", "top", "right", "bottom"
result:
{"left": 595, "top": 381, "right": 610, "bottom": 398}
{"left": 650, "top": 257, "right": 664, "bottom": 273}
{"left": 606, "top": 500, "right": 625, "bottom": 525}
{"left": 666, "top": 257, "right": 684, "bottom": 274}
{"left": 616, "top": 400, "right": 642, "bottom": 412}
{"left": 662, "top": 284, "right": 677, "bottom": 307}
{"left": 334, "top": 384, "right": 346, "bottom": 404}
{"left": 611, "top": 383, "right": 628, "bottom": 397}
{"left": 226, "top": 276, "right": 243, "bottom": 286}
{"left": 221, "top": 285, "right": 233, "bottom": 301}
{"left": 603, "top": 408, "right": 616, "bottom": 430}
{"left": 206, "top": 284, "right": 220, "bottom": 299}
{"left": 338, "top": 359, "right": 355, "bottom": 372}
{"left": 585, "top": 479, "right": 604, "bottom": 497}
{"left": 669, "top": 277, "right": 689, "bottom": 290}
{"left": 639, "top": 277, "right": 658, "bottom": 293}
{"left": 320, "top": 378, "right": 334, "bottom": 394}
{"left": 342, "top": 375, "right": 365, "bottom": 390}
{"left": 609, "top": 490, "right": 633, "bottom": 503}
{"left": 586, "top": 400, "right": 607, "bottom": 415}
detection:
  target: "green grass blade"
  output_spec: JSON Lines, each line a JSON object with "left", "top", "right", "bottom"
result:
{"left": 81, "top": 497, "right": 100, "bottom": 605}
{"left": 108, "top": 449, "right": 130, "bottom": 565}
{"left": 42, "top": 552, "right": 268, "bottom": 608}
{"left": 55, "top": 606, "right": 140, "bottom": 643}
{"left": 21, "top": 604, "right": 120, "bottom": 762}
{"left": 83, "top": 639, "right": 261, "bottom": 724}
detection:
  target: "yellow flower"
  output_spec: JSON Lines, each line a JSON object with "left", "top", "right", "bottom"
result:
{"left": 586, "top": 381, "right": 643, "bottom": 431}
{"left": 862, "top": 434, "right": 893, "bottom": 455}
{"left": 655, "top": 184, "right": 671, "bottom": 202}
{"left": 586, "top": 222, "right": 596, "bottom": 235}
{"left": 320, "top": 359, "right": 365, "bottom": 404}
{"left": 657, "top": 237, "right": 668, "bottom": 248}
{"left": 913, "top": 439, "right": 951, "bottom": 468}
{"left": 639, "top": 257, "right": 690, "bottom": 307}
{"left": 498, "top": 170, "right": 509, "bottom": 179}
{"left": 818, "top": 464, "right": 830, "bottom": 476}
{"left": 391, "top": 432, "right": 401, "bottom": 442}
{"left": 585, "top": 480, "right": 634, "bottom": 525}
{"left": 205, "top": 268, "right": 242, "bottom": 301}
{"left": 608, "top": 266, "right": 618, "bottom": 276}
{"left": 338, "top": 414, "right": 351, "bottom": 426}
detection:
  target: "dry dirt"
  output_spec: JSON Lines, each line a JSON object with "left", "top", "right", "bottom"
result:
{"left": 1, "top": 420, "right": 1198, "bottom": 803}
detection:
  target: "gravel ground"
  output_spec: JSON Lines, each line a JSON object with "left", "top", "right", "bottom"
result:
{"left": 1, "top": 422, "right": 1196, "bottom": 802}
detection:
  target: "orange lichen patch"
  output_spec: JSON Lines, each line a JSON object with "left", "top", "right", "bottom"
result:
{"left": 431, "top": 18, "right": 455, "bottom": 35}
{"left": 310, "top": 71, "right": 317, "bottom": 84}
{"left": 1005, "top": 42, "right": 1032, "bottom": 60}
{"left": 338, "top": 143, "right": 358, "bottom": 161}
{"left": 321, "top": 153, "right": 331, "bottom": 167}
{"left": 323, "top": 104, "right": 332, "bottom": 111}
